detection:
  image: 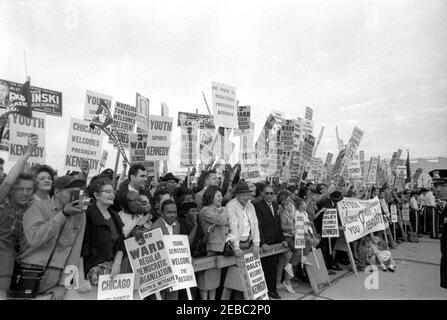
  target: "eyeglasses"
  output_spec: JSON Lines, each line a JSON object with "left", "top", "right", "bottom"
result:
{"left": 265, "top": 192, "right": 274, "bottom": 195}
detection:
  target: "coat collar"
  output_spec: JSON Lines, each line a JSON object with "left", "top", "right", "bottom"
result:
{"left": 88, "top": 204, "right": 124, "bottom": 229}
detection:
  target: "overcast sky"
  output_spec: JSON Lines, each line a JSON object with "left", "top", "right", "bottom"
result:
{"left": 1, "top": 0, "right": 446, "bottom": 173}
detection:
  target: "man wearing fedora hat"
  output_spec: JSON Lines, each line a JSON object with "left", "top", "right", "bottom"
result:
{"left": 315, "top": 190, "right": 344, "bottom": 274}
{"left": 429, "top": 169, "right": 447, "bottom": 289}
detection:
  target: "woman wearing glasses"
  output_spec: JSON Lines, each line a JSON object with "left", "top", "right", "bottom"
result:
{"left": 80, "top": 176, "right": 125, "bottom": 288}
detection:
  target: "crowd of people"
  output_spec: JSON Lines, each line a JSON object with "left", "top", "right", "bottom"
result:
{"left": 0, "top": 134, "right": 446, "bottom": 300}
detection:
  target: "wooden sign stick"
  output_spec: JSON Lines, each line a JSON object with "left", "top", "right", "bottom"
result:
{"left": 312, "top": 248, "right": 320, "bottom": 269}
{"left": 186, "top": 288, "right": 193, "bottom": 300}
{"left": 155, "top": 292, "right": 162, "bottom": 300}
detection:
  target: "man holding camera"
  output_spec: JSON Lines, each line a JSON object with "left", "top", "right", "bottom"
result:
{"left": 16, "top": 175, "right": 87, "bottom": 300}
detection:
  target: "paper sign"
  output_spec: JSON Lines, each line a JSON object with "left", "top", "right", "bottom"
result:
{"left": 97, "top": 274, "right": 134, "bottom": 300}
{"left": 199, "top": 129, "right": 215, "bottom": 164}
{"left": 124, "top": 228, "right": 177, "bottom": 299}
{"left": 390, "top": 204, "right": 398, "bottom": 223}
{"left": 322, "top": 209, "right": 339, "bottom": 238}
{"left": 64, "top": 117, "right": 104, "bottom": 172}
{"left": 129, "top": 133, "right": 148, "bottom": 164}
{"left": 164, "top": 235, "right": 197, "bottom": 291}
{"left": 84, "top": 90, "right": 112, "bottom": 122}
{"left": 110, "top": 101, "right": 137, "bottom": 149}
{"left": 0, "top": 79, "right": 62, "bottom": 116}
{"left": 237, "top": 253, "right": 269, "bottom": 300}
{"left": 178, "top": 112, "right": 214, "bottom": 129}
{"left": 401, "top": 203, "right": 410, "bottom": 221}
{"left": 146, "top": 115, "right": 173, "bottom": 161}
{"left": 180, "top": 127, "right": 197, "bottom": 167}
{"left": 237, "top": 105, "right": 251, "bottom": 130}
{"left": 211, "top": 82, "right": 238, "bottom": 129}
{"left": 9, "top": 112, "right": 46, "bottom": 164}
{"left": 295, "top": 211, "right": 306, "bottom": 249}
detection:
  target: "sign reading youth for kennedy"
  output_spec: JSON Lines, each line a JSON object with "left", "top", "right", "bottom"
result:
{"left": 212, "top": 82, "right": 238, "bottom": 129}
{"left": 9, "top": 112, "right": 46, "bottom": 163}
{"left": 0, "top": 79, "right": 62, "bottom": 116}
{"left": 84, "top": 90, "right": 112, "bottom": 122}
{"left": 124, "top": 228, "right": 177, "bottom": 299}
{"left": 64, "top": 118, "right": 104, "bottom": 172}
{"left": 146, "top": 115, "right": 173, "bottom": 161}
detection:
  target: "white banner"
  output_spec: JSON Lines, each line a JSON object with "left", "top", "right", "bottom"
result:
{"left": 64, "top": 117, "right": 104, "bottom": 172}
{"left": 9, "top": 112, "right": 46, "bottom": 164}
{"left": 97, "top": 274, "right": 134, "bottom": 300}
{"left": 164, "top": 235, "right": 197, "bottom": 291}
{"left": 337, "top": 197, "right": 386, "bottom": 243}
{"left": 146, "top": 115, "right": 173, "bottom": 161}
{"left": 211, "top": 82, "right": 238, "bottom": 129}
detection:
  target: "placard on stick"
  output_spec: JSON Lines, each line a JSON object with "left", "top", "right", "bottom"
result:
{"left": 236, "top": 253, "right": 269, "bottom": 300}
{"left": 322, "top": 209, "right": 339, "bottom": 238}
{"left": 124, "top": 228, "right": 177, "bottom": 299}
{"left": 97, "top": 274, "right": 134, "bottom": 300}
{"left": 304, "top": 248, "right": 331, "bottom": 294}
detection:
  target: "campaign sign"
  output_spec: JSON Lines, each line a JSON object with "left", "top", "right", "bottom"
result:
{"left": 164, "top": 235, "right": 197, "bottom": 291}
{"left": 9, "top": 112, "right": 46, "bottom": 164}
{"left": 322, "top": 209, "right": 339, "bottom": 238}
{"left": 0, "top": 79, "right": 62, "bottom": 116}
{"left": 295, "top": 211, "right": 305, "bottom": 249}
{"left": 237, "top": 253, "right": 269, "bottom": 300}
{"left": 97, "top": 274, "right": 134, "bottom": 300}
{"left": 64, "top": 118, "right": 104, "bottom": 172}
{"left": 390, "top": 204, "right": 398, "bottom": 223}
{"left": 124, "top": 228, "right": 177, "bottom": 299}
{"left": 146, "top": 115, "right": 173, "bottom": 161}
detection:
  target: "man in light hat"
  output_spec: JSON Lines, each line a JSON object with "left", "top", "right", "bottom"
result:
{"left": 429, "top": 169, "right": 447, "bottom": 289}
{"left": 17, "top": 175, "right": 87, "bottom": 300}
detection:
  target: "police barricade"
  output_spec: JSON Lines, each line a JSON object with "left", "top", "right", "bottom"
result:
{"left": 32, "top": 243, "right": 290, "bottom": 300}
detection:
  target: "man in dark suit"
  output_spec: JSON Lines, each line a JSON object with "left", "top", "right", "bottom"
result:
{"left": 148, "top": 199, "right": 181, "bottom": 300}
{"left": 254, "top": 185, "right": 288, "bottom": 299}
{"left": 112, "top": 164, "right": 149, "bottom": 212}
{"left": 315, "top": 191, "right": 344, "bottom": 275}
{"left": 430, "top": 169, "right": 447, "bottom": 289}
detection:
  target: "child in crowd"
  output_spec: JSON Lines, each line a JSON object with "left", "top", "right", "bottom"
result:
{"left": 365, "top": 236, "right": 396, "bottom": 272}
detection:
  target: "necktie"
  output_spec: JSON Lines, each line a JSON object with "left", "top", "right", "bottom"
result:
{"left": 268, "top": 202, "right": 274, "bottom": 217}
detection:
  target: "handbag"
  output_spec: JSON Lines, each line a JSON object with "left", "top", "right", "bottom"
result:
{"left": 8, "top": 224, "right": 66, "bottom": 299}
{"left": 223, "top": 240, "right": 234, "bottom": 257}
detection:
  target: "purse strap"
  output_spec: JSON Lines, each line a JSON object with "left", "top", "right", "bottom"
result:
{"left": 43, "top": 221, "right": 67, "bottom": 273}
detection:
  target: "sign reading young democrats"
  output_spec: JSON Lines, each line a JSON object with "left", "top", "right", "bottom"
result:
{"left": 146, "top": 115, "right": 173, "bottom": 161}
{"left": 211, "top": 82, "right": 238, "bottom": 129}
{"left": 337, "top": 197, "right": 386, "bottom": 243}
{"left": 64, "top": 117, "right": 104, "bottom": 172}
{"left": 9, "top": 112, "right": 46, "bottom": 164}
{"left": 164, "top": 235, "right": 197, "bottom": 291}
{"left": 124, "top": 228, "right": 177, "bottom": 299}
